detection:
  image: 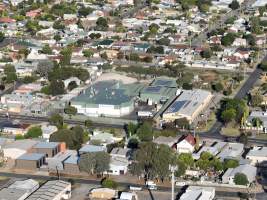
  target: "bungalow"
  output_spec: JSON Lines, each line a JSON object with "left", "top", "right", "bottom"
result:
{"left": 153, "top": 136, "right": 178, "bottom": 148}
{"left": 217, "top": 142, "right": 244, "bottom": 161}
{"left": 79, "top": 144, "right": 107, "bottom": 155}
{"left": 246, "top": 146, "right": 267, "bottom": 166}
{"left": 133, "top": 43, "right": 150, "bottom": 52}
{"left": 222, "top": 164, "right": 257, "bottom": 185}
{"left": 109, "top": 156, "right": 129, "bottom": 175}
{"left": 232, "top": 38, "right": 247, "bottom": 47}
{"left": 233, "top": 50, "right": 250, "bottom": 59}
{"left": 41, "top": 124, "right": 58, "bottom": 140}
{"left": 174, "top": 134, "right": 196, "bottom": 154}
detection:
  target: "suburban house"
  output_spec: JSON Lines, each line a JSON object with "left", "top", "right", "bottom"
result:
{"left": 153, "top": 136, "right": 179, "bottom": 148}
{"left": 246, "top": 146, "right": 267, "bottom": 166}
{"left": 217, "top": 142, "right": 244, "bottom": 161}
{"left": 79, "top": 144, "right": 107, "bottom": 155}
{"left": 222, "top": 164, "right": 257, "bottom": 185}
{"left": 180, "top": 186, "right": 215, "bottom": 200}
{"left": 174, "top": 134, "right": 196, "bottom": 154}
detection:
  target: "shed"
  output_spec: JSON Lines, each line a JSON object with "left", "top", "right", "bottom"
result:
{"left": 15, "top": 153, "right": 46, "bottom": 170}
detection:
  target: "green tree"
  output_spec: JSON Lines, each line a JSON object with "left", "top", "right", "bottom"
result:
{"left": 157, "top": 37, "right": 170, "bottom": 46}
{"left": 54, "top": 34, "right": 61, "bottom": 42}
{"left": 83, "top": 49, "right": 94, "bottom": 58}
{"left": 221, "top": 33, "right": 236, "bottom": 46}
{"left": 0, "top": 32, "right": 5, "bottom": 42}
{"left": 229, "top": 0, "right": 240, "bottom": 10}
{"left": 50, "top": 80, "right": 65, "bottom": 96}
{"left": 60, "top": 47, "right": 72, "bottom": 66}
{"left": 126, "top": 122, "right": 138, "bottom": 137}
{"left": 200, "top": 49, "right": 212, "bottom": 59}
{"left": 50, "top": 129, "right": 76, "bottom": 149}
{"left": 101, "top": 178, "right": 118, "bottom": 189}
{"left": 71, "top": 125, "right": 88, "bottom": 150}
{"left": 52, "top": 20, "right": 65, "bottom": 30}
{"left": 221, "top": 108, "right": 236, "bottom": 124}
{"left": 78, "top": 152, "right": 110, "bottom": 175}
{"left": 234, "top": 173, "right": 249, "bottom": 185}
{"left": 129, "top": 142, "right": 157, "bottom": 179}
{"left": 64, "top": 105, "right": 77, "bottom": 118}
{"left": 224, "top": 159, "right": 239, "bottom": 169}
{"left": 136, "top": 122, "right": 153, "bottom": 141}
{"left": 250, "top": 91, "right": 263, "bottom": 107}
{"left": 41, "top": 44, "right": 52, "bottom": 54}
{"left": 49, "top": 113, "right": 64, "bottom": 129}
{"left": 4, "top": 64, "right": 17, "bottom": 83}
{"left": 211, "top": 158, "right": 223, "bottom": 171}
{"left": 175, "top": 117, "right": 190, "bottom": 129}
{"left": 174, "top": 161, "right": 186, "bottom": 177}
{"left": 78, "top": 6, "right": 93, "bottom": 17}
{"left": 212, "top": 82, "right": 224, "bottom": 92}
{"left": 178, "top": 153, "right": 194, "bottom": 168}
{"left": 25, "top": 126, "right": 42, "bottom": 138}
{"left": 250, "top": 17, "right": 262, "bottom": 34}
{"left": 18, "top": 48, "right": 30, "bottom": 58}
{"left": 85, "top": 119, "right": 93, "bottom": 128}
{"left": 260, "top": 61, "right": 267, "bottom": 71}
{"left": 252, "top": 117, "right": 263, "bottom": 128}
{"left": 6, "top": 73, "right": 17, "bottom": 83}
{"left": 154, "top": 144, "right": 175, "bottom": 182}
{"left": 149, "top": 23, "right": 160, "bottom": 34}
{"left": 96, "top": 17, "right": 108, "bottom": 31}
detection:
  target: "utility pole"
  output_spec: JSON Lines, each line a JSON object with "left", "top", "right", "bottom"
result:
{"left": 169, "top": 165, "right": 178, "bottom": 200}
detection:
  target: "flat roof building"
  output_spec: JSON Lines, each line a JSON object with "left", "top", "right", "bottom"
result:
{"left": 71, "top": 80, "right": 144, "bottom": 117}
{"left": 162, "top": 89, "right": 213, "bottom": 123}
{"left": 140, "top": 77, "right": 177, "bottom": 104}
{"left": 246, "top": 146, "right": 267, "bottom": 165}
{"left": 15, "top": 153, "right": 46, "bottom": 170}
{"left": 32, "top": 142, "right": 60, "bottom": 158}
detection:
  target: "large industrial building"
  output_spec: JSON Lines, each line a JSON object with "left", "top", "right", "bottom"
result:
{"left": 162, "top": 89, "right": 213, "bottom": 123}
{"left": 71, "top": 80, "right": 144, "bottom": 117}
{"left": 140, "top": 77, "right": 177, "bottom": 105}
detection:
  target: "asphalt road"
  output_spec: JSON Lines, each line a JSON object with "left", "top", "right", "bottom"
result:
{"left": 0, "top": 171, "right": 251, "bottom": 198}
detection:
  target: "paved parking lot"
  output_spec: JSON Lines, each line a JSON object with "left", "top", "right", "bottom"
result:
{"left": 70, "top": 183, "right": 98, "bottom": 200}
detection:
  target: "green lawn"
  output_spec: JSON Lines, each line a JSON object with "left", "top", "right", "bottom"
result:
{"left": 221, "top": 126, "right": 241, "bottom": 137}
{"left": 254, "top": 134, "right": 267, "bottom": 140}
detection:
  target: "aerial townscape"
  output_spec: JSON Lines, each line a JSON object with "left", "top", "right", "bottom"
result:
{"left": 0, "top": 0, "right": 267, "bottom": 200}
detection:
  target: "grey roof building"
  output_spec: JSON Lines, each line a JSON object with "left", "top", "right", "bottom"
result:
{"left": 15, "top": 153, "right": 46, "bottom": 170}
{"left": 79, "top": 144, "right": 106, "bottom": 154}
{"left": 140, "top": 77, "right": 177, "bottom": 104}
{"left": 27, "top": 180, "right": 71, "bottom": 200}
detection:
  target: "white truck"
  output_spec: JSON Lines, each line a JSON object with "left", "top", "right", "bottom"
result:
{"left": 145, "top": 181, "right": 157, "bottom": 190}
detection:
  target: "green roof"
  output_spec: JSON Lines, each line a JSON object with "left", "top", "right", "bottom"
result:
{"left": 71, "top": 81, "right": 144, "bottom": 107}
{"left": 94, "top": 39, "right": 114, "bottom": 46}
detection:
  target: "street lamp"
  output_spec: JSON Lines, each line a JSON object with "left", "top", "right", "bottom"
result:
{"left": 169, "top": 165, "right": 178, "bottom": 200}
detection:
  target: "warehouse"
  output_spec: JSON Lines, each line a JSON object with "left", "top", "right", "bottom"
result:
{"left": 27, "top": 180, "right": 71, "bottom": 200}
{"left": 15, "top": 153, "right": 46, "bottom": 170}
{"left": 71, "top": 80, "right": 144, "bottom": 117}
{"left": 162, "top": 89, "right": 213, "bottom": 123}
{"left": 140, "top": 77, "right": 177, "bottom": 105}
